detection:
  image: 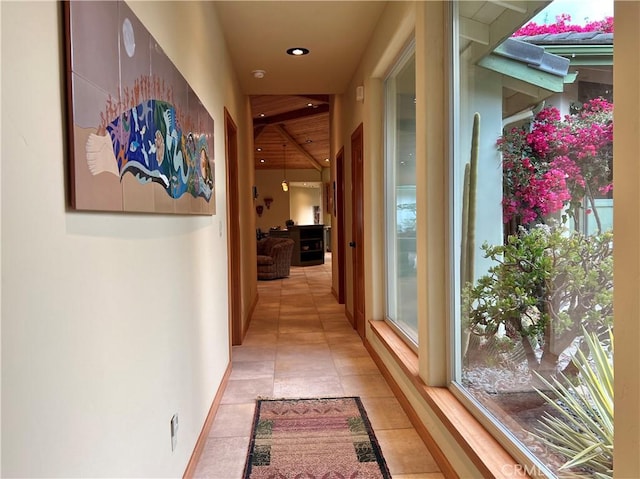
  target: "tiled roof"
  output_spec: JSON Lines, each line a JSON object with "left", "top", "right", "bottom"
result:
{"left": 516, "top": 32, "right": 613, "bottom": 45}
{"left": 494, "top": 38, "right": 570, "bottom": 77}
{"left": 478, "top": 37, "right": 572, "bottom": 95}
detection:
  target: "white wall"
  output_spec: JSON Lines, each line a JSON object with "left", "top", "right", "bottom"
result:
{"left": 1, "top": 2, "right": 245, "bottom": 476}
{"left": 290, "top": 185, "right": 322, "bottom": 226}
{"left": 254, "top": 169, "right": 322, "bottom": 232}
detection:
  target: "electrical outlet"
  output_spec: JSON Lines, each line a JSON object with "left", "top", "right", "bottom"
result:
{"left": 170, "top": 414, "right": 179, "bottom": 451}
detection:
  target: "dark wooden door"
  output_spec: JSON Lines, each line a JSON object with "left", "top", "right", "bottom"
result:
{"left": 336, "top": 147, "right": 346, "bottom": 304}
{"left": 225, "top": 108, "right": 242, "bottom": 346}
{"left": 351, "top": 124, "right": 365, "bottom": 338}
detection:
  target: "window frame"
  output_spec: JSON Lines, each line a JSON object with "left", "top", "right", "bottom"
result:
{"left": 446, "top": 3, "right": 590, "bottom": 476}
{"left": 383, "top": 39, "right": 419, "bottom": 350}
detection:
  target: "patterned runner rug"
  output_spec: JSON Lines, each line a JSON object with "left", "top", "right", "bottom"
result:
{"left": 243, "top": 397, "right": 391, "bottom": 479}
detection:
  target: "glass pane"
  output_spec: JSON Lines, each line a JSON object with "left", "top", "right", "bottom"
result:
{"left": 451, "top": 2, "right": 614, "bottom": 476}
{"left": 385, "top": 46, "right": 417, "bottom": 342}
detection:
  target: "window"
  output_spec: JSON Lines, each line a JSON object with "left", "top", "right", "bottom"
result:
{"left": 451, "top": 2, "right": 614, "bottom": 476}
{"left": 384, "top": 42, "right": 417, "bottom": 344}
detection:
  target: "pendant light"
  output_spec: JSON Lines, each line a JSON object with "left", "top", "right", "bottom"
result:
{"left": 281, "top": 143, "right": 289, "bottom": 192}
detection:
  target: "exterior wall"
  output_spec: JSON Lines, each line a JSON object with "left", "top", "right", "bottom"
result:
{"left": 457, "top": 61, "right": 504, "bottom": 280}
{"left": 0, "top": 1, "right": 249, "bottom": 477}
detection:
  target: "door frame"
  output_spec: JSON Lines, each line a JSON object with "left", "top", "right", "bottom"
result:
{"left": 224, "top": 108, "right": 243, "bottom": 346}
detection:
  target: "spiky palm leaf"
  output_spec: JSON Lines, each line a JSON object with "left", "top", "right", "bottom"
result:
{"left": 534, "top": 328, "right": 613, "bottom": 478}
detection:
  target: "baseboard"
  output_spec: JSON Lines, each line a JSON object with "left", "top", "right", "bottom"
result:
{"left": 345, "top": 307, "right": 354, "bottom": 326}
{"left": 331, "top": 287, "right": 338, "bottom": 302}
{"left": 183, "top": 362, "right": 233, "bottom": 478}
{"left": 364, "top": 337, "right": 458, "bottom": 479}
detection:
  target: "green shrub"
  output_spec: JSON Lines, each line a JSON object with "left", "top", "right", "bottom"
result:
{"left": 464, "top": 223, "right": 612, "bottom": 372}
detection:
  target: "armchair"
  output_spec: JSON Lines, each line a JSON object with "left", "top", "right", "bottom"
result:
{"left": 257, "top": 237, "right": 295, "bottom": 280}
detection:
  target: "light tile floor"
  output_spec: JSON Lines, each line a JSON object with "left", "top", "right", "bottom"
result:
{"left": 194, "top": 255, "right": 444, "bottom": 479}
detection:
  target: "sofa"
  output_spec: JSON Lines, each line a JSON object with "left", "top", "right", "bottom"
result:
{"left": 257, "top": 237, "right": 295, "bottom": 280}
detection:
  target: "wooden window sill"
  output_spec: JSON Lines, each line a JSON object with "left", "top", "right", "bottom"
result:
{"left": 368, "top": 320, "right": 531, "bottom": 479}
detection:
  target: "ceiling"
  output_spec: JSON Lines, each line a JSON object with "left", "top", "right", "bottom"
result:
{"left": 214, "top": 1, "right": 387, "bottom": 170}
{"left": 215, "top": 1, "right": 549, "bottom": 171}
{"left": 251, "top": 94, "right": 331, "bottom": 171}
{"left": 215, "top": 1, "right": 387, "bottom": 95}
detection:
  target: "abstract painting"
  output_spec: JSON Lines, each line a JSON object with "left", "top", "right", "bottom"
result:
{"left": 64, "top": 1, "right": 215, "bottom": 214}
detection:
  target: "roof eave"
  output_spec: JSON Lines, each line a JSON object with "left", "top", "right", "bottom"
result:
{"left": 540, "top": 44, "right": 613, "bottom": 66}
{"left": 478, "top": 54, "right": 566, "bottom": 93}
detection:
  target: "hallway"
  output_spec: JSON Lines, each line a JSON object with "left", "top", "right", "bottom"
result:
{"left": 193, "top": 256, "right": 444, "bottom": 478}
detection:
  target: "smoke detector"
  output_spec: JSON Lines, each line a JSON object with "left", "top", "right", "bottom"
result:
{"left": 252, "top": 69, "right": 266, "bottom": 79}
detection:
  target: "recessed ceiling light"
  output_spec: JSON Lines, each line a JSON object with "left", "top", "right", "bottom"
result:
{"left": 307, "top": 103, "right": 313, "bottom": 107}
{"left": 287, "top": 47, "right": 309, "bottom": 56}
{"left": 259, "top": 113, "right": 265, "bottom": 117}
{"left": 305, "top": 139, "right": 312, "bottom": 143}
{"left": 256, "top": 147, "right": 262, "bottom": 152}
{"left": 324, "top": 158, "right": 329, "bottom": 162}
{"left": 260, "top": 159, "right": 265, "bottom": 163}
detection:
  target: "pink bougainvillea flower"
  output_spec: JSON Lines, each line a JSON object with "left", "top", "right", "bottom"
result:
{"left": 513, "top": 14, "right": 614, "bottom": 37}
{"left": 499, "top": 98, "right": 613, "bottom": 226}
